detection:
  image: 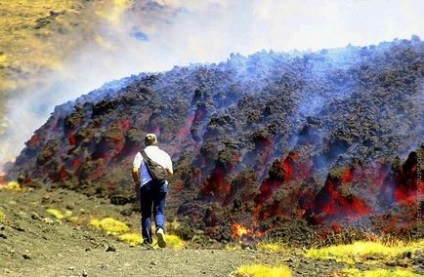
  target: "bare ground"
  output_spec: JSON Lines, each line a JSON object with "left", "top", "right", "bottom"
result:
{"left": 0, "top": 188, "right": 351, "bottom": 277}
{"left": 1, "top": 188, "right": 423, "bottom": 277}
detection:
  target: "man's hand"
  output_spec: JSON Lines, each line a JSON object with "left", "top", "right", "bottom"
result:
{"left": 132, "top": 166, "right": 141, "bottom": 200}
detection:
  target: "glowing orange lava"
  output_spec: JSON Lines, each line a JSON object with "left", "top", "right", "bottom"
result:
{"left": 231, "top": 223, "right": 249, "bottom": 237}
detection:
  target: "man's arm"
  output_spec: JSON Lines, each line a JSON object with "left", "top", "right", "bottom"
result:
{"left": 132, "top": 166, "right": 141, "bottom": 199}
{"left": 132, "top": 166, "right": 140, "bottom": 183}
{"left": 166, "top": 154, "right": 173, "bottom": 176}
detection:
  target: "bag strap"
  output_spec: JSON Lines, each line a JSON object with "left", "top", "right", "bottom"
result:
{"left": 140, "top": 150, "right": 154, "bottom": 177}
{"left": 140, "top": 150, "right": 150, "bottom": 162}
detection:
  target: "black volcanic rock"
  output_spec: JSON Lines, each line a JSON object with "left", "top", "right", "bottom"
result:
{"left": 9, "top": 38, "right": 424, "bottom": 240}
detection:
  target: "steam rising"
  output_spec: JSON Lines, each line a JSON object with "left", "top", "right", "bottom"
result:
{"left": 1, "top": 0, "right": 423, "bottom": 164}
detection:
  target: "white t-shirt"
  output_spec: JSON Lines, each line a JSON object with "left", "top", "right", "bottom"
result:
{"left": 133, "top": 145, "right": 173, "bottom": 186}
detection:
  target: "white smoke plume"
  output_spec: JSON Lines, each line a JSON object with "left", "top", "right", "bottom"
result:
{"left": 1, "top": 0, "right": 423, "bottom": 165}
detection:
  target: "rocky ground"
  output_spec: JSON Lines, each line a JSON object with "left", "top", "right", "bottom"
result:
{"left": 1, "top": 187, "right": 424, "bottom": 277}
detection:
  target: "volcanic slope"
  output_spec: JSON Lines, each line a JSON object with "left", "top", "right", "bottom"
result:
{"left": 9, "top": 37, "right": 424, "bottom": 243}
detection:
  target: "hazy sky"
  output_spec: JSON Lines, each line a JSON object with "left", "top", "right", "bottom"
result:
{"left": 1, "top": 0, "right": 423, "bottom": 163}
{"left": 145, "top": 0, "right": 423, "bottom": 69}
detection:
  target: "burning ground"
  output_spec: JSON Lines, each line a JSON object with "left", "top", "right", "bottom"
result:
{"left": 6, "top": 37, "right": 424, "bottom": 245}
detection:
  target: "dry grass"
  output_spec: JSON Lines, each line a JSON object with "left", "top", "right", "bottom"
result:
{"left": 164, "top": 234, "right": 185, "bottom": 249}
{"left": 0, "top": 181, "right": 22, "bottom": 191}
{"left": 306, "top": 239, "right": 424, "bottom": 264}
{"left": 89, "top": 217, "right": 130, "bottom": 234}
{"left": 257, "top": 241, "right": 288, "bottom": 253}
{"left": 89, "top": 216, "right": 186, "bottom": 249}
{"left": 342, "top": 268, "right": 421, "bottom": 277}
{"left": 0, "top": 209, "right": 5, "bottom": 224}
{"left": 46, "top": 208, "right": 73, "bottom": 220}
{"left": 232, "top": 264, "right": 292, "bottom": 277}
{"left": 118, "top": 232, "right": 143, "bottom": 246}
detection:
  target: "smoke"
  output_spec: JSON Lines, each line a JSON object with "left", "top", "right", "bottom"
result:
{"left": 1, "top": 0, "right": 424, "bottom": 164}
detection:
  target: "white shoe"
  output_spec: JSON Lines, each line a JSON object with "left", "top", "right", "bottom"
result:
{"left": 156, "top": 228, "right": 166, "bottom": 248}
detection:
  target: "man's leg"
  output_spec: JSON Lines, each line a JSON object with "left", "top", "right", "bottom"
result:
{"left": 153, "top": 181, "right": 168, "bottom": 248}
{"left": 140, "top": 182, "right": 153, "bottom": 244}
{"left": 153, "top": 181, "right": 168, "bottom": 231}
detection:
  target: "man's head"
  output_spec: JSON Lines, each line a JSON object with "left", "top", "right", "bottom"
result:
{"left": 144, "top": 133, "right": 158, "bottom": 146}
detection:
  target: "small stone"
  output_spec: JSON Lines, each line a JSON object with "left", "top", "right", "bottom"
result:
{"left": 403, "top": 251, "right": 413, "bottom": 259}
{"left": 106, "top": 245, "right": 116, "bottom": 252}
{"left": 397, "top": 259, "right": 409, "bottom": 268}
{"left": 151, "top": 261, "right": 158, "bottom": 265}
{"left": 82, "top": 269, "right": 88, "bottom": 277}
{"left": 22, "top": 253, "right": 31, "bottom": 260}
{"left": 31, "top": 213, "right": 42, "bottom": 220}
{"left": 385, "top": 260, "right": 397, "bottom": 267}
{"left": 68, "top": 266, "right": 75, "bottom": 270}
{"left": 0, "top": 233, "right": 7, "bottom": 239}
{"left": 283, "top": 257, "right": 293, "bottom": 263}
{"left": 14, "top": 226, "right": 25, "bottom": 232}
{"left": 42, "top": 217, "right": 55, "bottom": 224}
{"left": 41, "top": 196, "right": 50, "bottom": 203}
{"left": 50, "top": 10, "right": 60, "bottom": 16}
{"left": 120, "top": 208, "right": 133, "bottom": 217}
{"left": 99, "top": 264, "right": 110, "bottom": 269}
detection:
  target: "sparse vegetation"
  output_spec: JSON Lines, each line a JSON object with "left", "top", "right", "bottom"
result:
{"left": 306, "top": 240, "right": 424, "bottom": 264}
{"left": 0, "top": 209, "right": 5, "bottom": 224}
{"left": 0, "top": 181, "right": 22, "bottom": 191}
{"left": 87, "top": 215, "right": 186, "bottom": 248}
{"left": 89, "top": 217, "right": 130, "bottom": 234}
{"left": 164, "top": 234, "right": 185, "bottom": 249}
{"left": 342, "top": 268, "right": 422, "bottom": 277}
{"left": 46, "top": 208, "right": 73, "bottom": 220}
{"left": 257, "top": 241, "right": 288, "bottom": 253}
{"left": 118, "top": 232, "right": 142, "bottom": 246}
{"left": 233, "top": 264, "right": 292, "bottom": 277}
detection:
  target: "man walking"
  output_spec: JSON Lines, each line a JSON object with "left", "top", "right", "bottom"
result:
{"left": 132, "top": 133, "right": 173, "bottom": 248}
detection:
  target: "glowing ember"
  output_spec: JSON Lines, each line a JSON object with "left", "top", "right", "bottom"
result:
{"left": 232, "top": 223, "right": 249, "bottom": 237}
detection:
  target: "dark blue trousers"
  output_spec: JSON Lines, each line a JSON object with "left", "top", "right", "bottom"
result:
{"left": 139, "top": 180, "right": 168, "bottom": 244}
